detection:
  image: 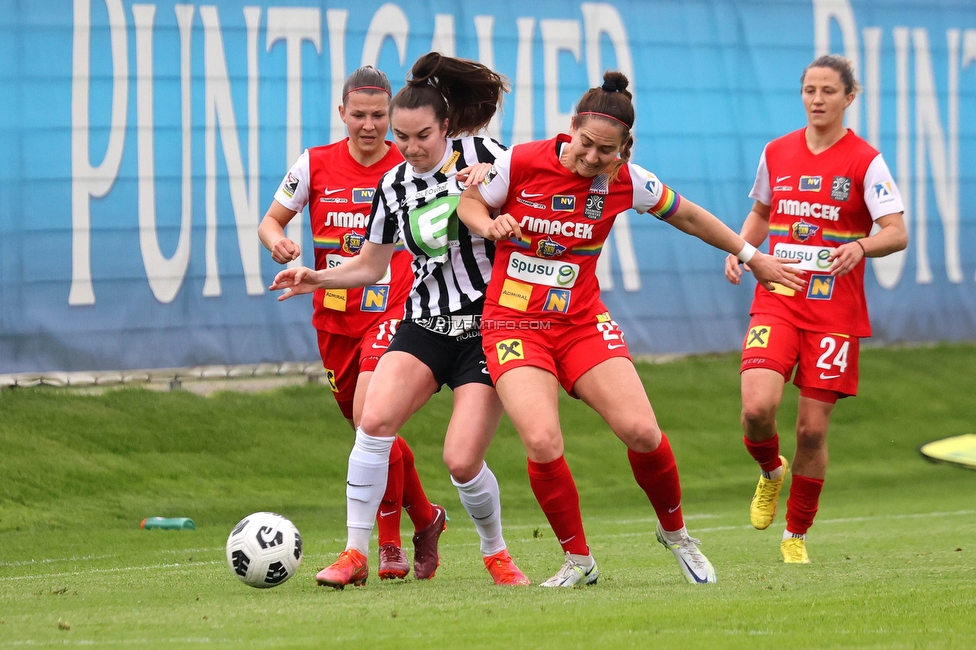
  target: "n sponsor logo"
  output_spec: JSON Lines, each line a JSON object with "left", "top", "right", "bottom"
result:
{"left": 361, "top": 285, "right": 389, "bottom": 312}
{"left": 806, "top": 274, "right": 835, "bottom": 300}
{"left": 543, "top": 289, "right": 571, "bottom": 313}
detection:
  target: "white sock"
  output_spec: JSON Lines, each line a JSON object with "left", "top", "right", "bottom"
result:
{"left": 783, "top": 529, "right": 806, "bottom": 541}
{"left": 763, "top": 465, "right": 785, "bottom": 480}
{"left": 345, "top": 427, "right": 395, "bottom": 554}
{"left": 661, "top": 526, "right": 689, "bottom": 543}
{"left": 452, "top": 462, "right": 506, "bottom": 556}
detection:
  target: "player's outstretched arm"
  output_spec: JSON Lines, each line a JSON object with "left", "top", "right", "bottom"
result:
{"left": 724, "top": 201, "right": 772, "bottom": 285}
{"left": 269, "top": 242, "right": 395, "bottom": 301}
{"left": 668, "top": 198, "right": 805, "bottom": 292}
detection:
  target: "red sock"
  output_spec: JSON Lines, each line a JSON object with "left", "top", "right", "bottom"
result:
{"left": 376, "top": 438, "right": 404, "bottom": 547}
{"left": 628, "top": 433, "right": 683, "bottom": 532}
{"left": 743, "top": 434, "right": 783, "bottom": 473}
{"left": 785, "top": 474, "right": 824, "bottom": 535}
{"left": 527, "top": 456, "right": 589, "bottom": 556}
{"left": 397, "top": 437, "right": 434, "bottom": 531}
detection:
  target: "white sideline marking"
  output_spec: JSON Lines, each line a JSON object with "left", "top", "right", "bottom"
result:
{"left": 0, "top": 554, "right": 115, "bottom": 568}
{"left": 1, "top": 639, "right": 231, "bottom": 646}
{"left": 0, "top": 560, "right": 223, "bottom": 582}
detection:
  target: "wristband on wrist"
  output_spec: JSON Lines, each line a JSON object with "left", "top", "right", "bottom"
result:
{"left": 855, "top": 239, "right": 867, "bottom": 257}
{"left": 736, "top": 242, "right": 758, "bottom": 264}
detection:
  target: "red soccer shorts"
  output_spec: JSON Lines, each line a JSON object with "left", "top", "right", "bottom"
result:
{"left": 482, "top": 309, "right": 632, "bottom": 396}
{"left": 741, "top": 314, "right": 860, "bottom": 401}
{"left": 316, "top": 318, "right": 400, "bottom": 419}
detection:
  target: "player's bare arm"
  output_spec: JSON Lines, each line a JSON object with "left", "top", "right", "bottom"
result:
{"left": 270, "top": 241, "right": 395, "bottom": 301}
{"left": 725, "top": 200, "right": 772, "bottom": 284}
{"left": 258, "top": 200, "right": 301, "bottom": 264}
{"left": 458, "top": 187, "right": 522, "bottom": 242}
{"left": 826, "top": 211, "right": 907, "bottom": 277}
{"left": 668, "top": 198, "right": 805, "bottom": 292}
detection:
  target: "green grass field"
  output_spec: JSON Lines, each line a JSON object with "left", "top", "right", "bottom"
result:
{"left": 1, "top": 344, "right": 974, "bottom": 648}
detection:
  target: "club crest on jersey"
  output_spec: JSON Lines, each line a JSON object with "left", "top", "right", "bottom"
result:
{"left": 830, "top": 176, "right": 851, "bottom": 201}
{"left": 552, "top": 195, "right": 576, "bottom": 211}
{"left": 791, "top": 219, "right": 820, "bottom": 242}
{"left": 352, "top": 188, "right": 374, "bottom": 203}
{"left": 799, "top": 176, "right": 822, "bottom": 192}
{"left": 282, "top": 171, "right": 299, "bottom": 198}
{"left": 536, "top": 237, "right": 567, "bottom": 258}
{"left": 806, "top": 274, "right": 835, "bottom": 300}
{"left": 342, "top": 231, "right": 366, "bottom": 254}
{"left": 584, "top": 194, "right": 605, "bottom": 220}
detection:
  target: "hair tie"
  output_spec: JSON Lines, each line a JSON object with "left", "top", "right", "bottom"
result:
{"left": 601, "top": 81, "right": 617, "bottom": 92}
{"left": 343, "top": 85, "right": 392, "bottom": 100}
{"left": 577, "top": 111, "right": 631, "bottom": 131}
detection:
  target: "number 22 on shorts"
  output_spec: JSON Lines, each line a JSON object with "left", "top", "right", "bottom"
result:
{"left": 816, "top": 335, "right": 849, "bottom": 380}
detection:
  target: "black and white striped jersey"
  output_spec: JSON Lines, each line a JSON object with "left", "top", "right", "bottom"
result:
{"left": 367, "top": 135, "right": 505, "bottom": 320}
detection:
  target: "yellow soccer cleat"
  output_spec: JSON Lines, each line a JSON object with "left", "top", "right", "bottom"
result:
{"left": 781, "top": 536, "right": 811, "bottom": 564}
{"left": 750, "top": 455, "right": 789, "bottom": 530}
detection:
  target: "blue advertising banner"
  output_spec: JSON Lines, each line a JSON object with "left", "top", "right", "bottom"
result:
{"left": 1, "top": 0, "right": 974, "bottom": 373}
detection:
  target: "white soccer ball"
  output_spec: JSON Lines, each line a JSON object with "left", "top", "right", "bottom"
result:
{"left": 225, "top": 512, "right": 303, "bottom": 588}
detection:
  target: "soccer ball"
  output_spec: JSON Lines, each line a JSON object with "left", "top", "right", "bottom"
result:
{"left": 225, "top": 512, "right": 303, "bottom": 588}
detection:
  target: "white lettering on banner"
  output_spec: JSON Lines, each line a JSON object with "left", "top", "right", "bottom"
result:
{"left": 133, "top": 3, "right": 193, "bottom": 304}
{"left": 69, "top": 0, "right": 128, "bottom": 306}
{"left": 772, "top": 243, "right": 834, "bottom": 272}
{"left": 267, "top": 7, "right": 322, "bottom": 269}
{"left": 518, "top": 216, "right": 594, "bottom": 239}
{"left": 201, "top": 6, "right": 263, "bottom": 297}
{"left": 324, "top": 212, "right": 370, "bottom": 228}
{"left": 508, "top": 253, "right": 579, "bottom": 288}
{"left": 67, "top": 1, "right": 975, "bottom": 309}
{"left": 814, "top": 0, "right": 973, "bottom": 287}
{"left": 775, "top": 200, "right": 841, "bottom": 222}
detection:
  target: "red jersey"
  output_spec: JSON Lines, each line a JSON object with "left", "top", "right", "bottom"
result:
{"left": 749, "top": 128, "right": 904, "bottom": 337}
{"left": 477, "top": 134, "right": 681, "bottom": 323}
{"left": 274, "top": 140, "right": 412, "bottom": 337}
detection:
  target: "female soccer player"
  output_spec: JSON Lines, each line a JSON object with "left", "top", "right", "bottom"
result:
{"left": 270, "top": 53, "right": 529, "bottom": 587}
{"left": 259, "top": 67, "right": 442, "bottom": 582}
{"left": 457, "top": 71, "right": 804, "bottom": 587}
{"left": 724, "top": 55, "right": 907, "bottom": 563}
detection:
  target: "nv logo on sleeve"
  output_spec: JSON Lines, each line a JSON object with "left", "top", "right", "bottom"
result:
{"left": 496, "top": 339, "right": 524, "bottom": 364}
{"left": 746, "top": 325, "right": 770, "bottom": 349}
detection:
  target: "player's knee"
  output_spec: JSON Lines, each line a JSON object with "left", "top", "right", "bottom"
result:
{"left": 741, "top": 400, "right": 777, "bottom": 428}
{"left": 616, "top": 421, "right": 660, "bottom": 453}
{"left": 795, "top": 424, "right": 827, "bottom": 451}
{"left": 519, "top": 428, "right": 564, "bottom": 463}
{"left": 359, "top": 410, "right": 398, "bottom": 439}
{"left": 443, "top": 449, "right": 481, "bottom": 483}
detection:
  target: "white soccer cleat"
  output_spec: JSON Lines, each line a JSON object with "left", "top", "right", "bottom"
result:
{"left": 539, "top": 552, "right": 599, "bottom": 588}
{"left": 656, "top": 523, "right": 717, "bottom": 584}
